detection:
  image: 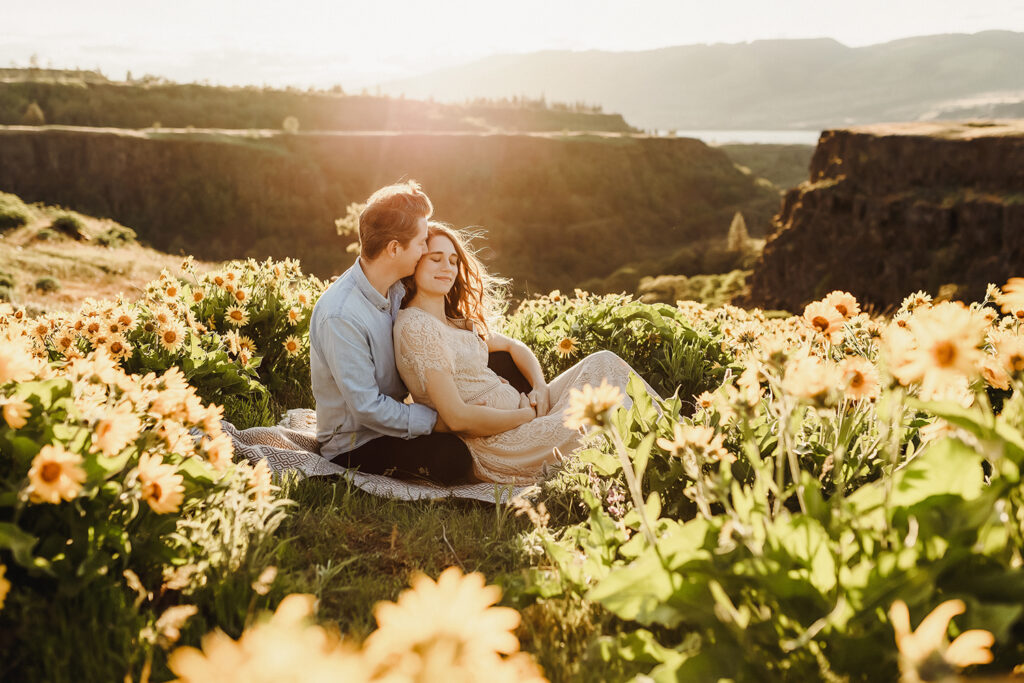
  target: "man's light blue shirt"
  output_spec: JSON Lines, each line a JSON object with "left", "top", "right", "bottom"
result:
{"left": 309, "top": 260, "right": 437, "bottom": 459}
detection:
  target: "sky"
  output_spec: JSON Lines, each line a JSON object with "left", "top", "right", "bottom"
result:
{"left": 2, "top": 0, "right": 1023, "bottom": 89}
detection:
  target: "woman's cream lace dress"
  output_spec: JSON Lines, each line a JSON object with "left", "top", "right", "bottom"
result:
{"left": 393, "top": 307, "right": 655, "bottom": 484}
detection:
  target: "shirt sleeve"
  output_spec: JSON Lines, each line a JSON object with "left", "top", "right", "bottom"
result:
{"left": 321, "top": 314, "right": 437, "bottom": 439}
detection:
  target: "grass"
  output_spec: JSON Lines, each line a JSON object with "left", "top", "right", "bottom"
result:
{"left": 270, "top": 475, "right": 618, "bottom": 682}
{"left": 0, "top": 198, "right": 216, "bottom": 312}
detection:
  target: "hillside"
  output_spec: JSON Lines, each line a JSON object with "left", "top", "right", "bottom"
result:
{"left": 0, "top": 80, "right": 633, "bottom": 133}
{"left": 744, "top": 120, "right": 1024, "bottom": 312}
{"left": 0, "top": 127, "right": 779, "bottom": 294}
{"left": 380, "top": 31, "right": 1024, "bottom": 131}
{"left": 0, "top": 193, "right": 212, "bottom": 312}
{"left": 718, "top": 143, "right": 815, "bottom": 191}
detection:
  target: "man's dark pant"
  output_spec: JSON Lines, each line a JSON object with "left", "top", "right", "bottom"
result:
{"left": 330, "top": 351, "right": 531, "bottom": 484}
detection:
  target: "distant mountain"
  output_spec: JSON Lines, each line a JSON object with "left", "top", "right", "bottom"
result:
{"left": 381, "top": 31, "right": 1024, "bottom": 131}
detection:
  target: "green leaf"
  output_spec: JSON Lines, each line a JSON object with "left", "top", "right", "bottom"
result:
{"left": 633, "top": 432, "right": 655, "bottom": 482}
{"left": 0, "top": 522, "right": 45, "bottom": 571}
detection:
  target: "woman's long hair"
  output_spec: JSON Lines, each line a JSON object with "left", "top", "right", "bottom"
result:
{"left": 401, "top": 222, "right": 507, "bottom": 336}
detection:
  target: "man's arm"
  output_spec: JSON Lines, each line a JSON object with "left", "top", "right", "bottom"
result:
{"left": 321, "top": 315, "right": 437, "bottom": 438}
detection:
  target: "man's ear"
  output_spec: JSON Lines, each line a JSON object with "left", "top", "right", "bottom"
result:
{"left": 385, "top": 239, "right": 401, "bottom": 258}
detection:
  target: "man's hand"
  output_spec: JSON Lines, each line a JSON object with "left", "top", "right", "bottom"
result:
{"left": 527, "top": 383, "right": 551, "bottom": 416}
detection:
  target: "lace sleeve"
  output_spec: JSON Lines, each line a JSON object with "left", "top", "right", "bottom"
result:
{"left": 394, "top": 312, "right": 456, "bottom": 398}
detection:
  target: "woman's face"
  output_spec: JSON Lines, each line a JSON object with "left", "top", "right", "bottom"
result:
{"left": 414, "top": 234, "right": 459, "bottom": 296}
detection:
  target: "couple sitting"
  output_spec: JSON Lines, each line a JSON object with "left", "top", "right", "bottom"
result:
{"left": 310, "top": 181, "right": 650, "bottom": 485}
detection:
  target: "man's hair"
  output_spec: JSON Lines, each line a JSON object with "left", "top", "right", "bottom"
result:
{"left": 358, "top": 180, "right": 433, "bottom": 260}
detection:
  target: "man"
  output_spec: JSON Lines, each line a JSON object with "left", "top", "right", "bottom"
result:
{"left": 309, "top": 180, "right": 476, "bottom": 484}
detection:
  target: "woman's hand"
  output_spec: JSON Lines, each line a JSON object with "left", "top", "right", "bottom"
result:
{"left": 518, "top": 392, "right": 537, "bottom": 415}
{"left": 527, "top": 383, "right": 551, "bottom": 416}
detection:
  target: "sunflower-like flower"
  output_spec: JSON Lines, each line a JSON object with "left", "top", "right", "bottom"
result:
{"left": 159, "top": 322, "right": 186, "bottom": 352}
{"left": 782, "top": 354, "right": 841, "bottom": 402}
{"left": 1, "top": 398, "right": 32, "bottom": 429}
{"left": 91, "top": 404, "right": 142, "bottom": 457}
{"left": 168, "top": 594, "right": 368, "bottom": 682}
{"left": 134, "top": 453, "right": 185, "bottom": 514}
{"left": 890, "top": 599, "right": 993, "bottom": 683}
{"left": 286, "top": 307, "right": 301, "bottom": 325}
{"left": 563, "top": 379, "right": 624, "bottom": 431}
{"left": 993, "top": 331, "right": 1024, "bottom": 376}
{"left": 0, "top": 563, "right": 9, "bottom": 612}
{"left": 888, "top": 302, "right": 987, "bottom": 400}
{"left": 802, "top": 300, "right": 845, "bottom": 343}
{"left": 225, "top": 306, "right": 249, "bottom": 327}
{"left": 202, "top": 433, "right": 234, "bottom": 471}
{"left": 997, "top": 277, "right": 1024, "bottom": 318}
{"left": 824, "top": 290, "right": 860, "bottom": 320}
{"left": 248, "top": 459, "right": 275, "bottom": 503}
{"left": 106, "top": 334, "right": 133, "bottom": 360}
{"left": 363, "top": 567, "right": 535, "bottom": 680}
{"left": 0, "top": 340, "right": 37, "bottom": 385}
{"left": 282, "top": 336, "right": 301, "bottom": 357}
{"left": 26, "top": 444, "right": 87, "bottom": 504}
{"left": 657, "top": 423, "right": 733, "bottom": 463}
{"left": 233, "top": 288, "right": 248, "bottom": 304}
{"left": 839, "top": 356, "right": 880, "bottom": 400}
{"left": 555, "top": 337, "right": 578, "bottom": 358}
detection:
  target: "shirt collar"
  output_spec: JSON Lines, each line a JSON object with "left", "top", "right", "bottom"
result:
{"left": 354, "top": 260, "right": 396, "bottom": 313}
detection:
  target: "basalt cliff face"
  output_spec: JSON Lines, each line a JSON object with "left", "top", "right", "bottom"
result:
{"left": 744, "top": 121, "right": 1024, "bottom": 312}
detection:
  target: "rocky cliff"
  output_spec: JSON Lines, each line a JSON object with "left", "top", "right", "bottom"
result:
{"left": 744, "top": 121, "right": 1024, "bottom": 311}
{"left": 0, "top": 127, "right": 778, "bottom": 292}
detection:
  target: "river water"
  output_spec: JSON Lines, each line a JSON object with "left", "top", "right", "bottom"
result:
{"left": 656, "top": 129, "right": 822, "bottom": 145}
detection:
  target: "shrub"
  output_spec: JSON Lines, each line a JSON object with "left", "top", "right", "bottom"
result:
{"left": 96, "top": 224, "right": 137, "bottom": 248}
{"left": 0, "top": 192, "right": 33, "bottom": 232}
{"left": 33, "top": 276, "right": 60, "bottom": 292}
{"left": 49, "top": 212, "right": 87, "bottom": 240}
{"left": 502, "top": 291, "right": 734, "bottom": 402}
{"left": 33, "top": 228, "right": 57, "bottom": 241}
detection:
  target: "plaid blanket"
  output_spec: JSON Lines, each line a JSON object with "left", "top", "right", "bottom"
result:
{"left": 221, "top": 409, "right": 527, "bottom": 503}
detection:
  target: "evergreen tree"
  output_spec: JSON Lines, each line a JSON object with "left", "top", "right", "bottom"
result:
{"left": 727, "top": 211, "right": 749, "bottom": 252}
{"left": 21, "top": 101, "right": 45, "bottom": 125}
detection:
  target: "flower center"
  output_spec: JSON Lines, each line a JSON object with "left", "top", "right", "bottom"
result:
{"left": 849, "top": 372, "right": 864, "bottom": 388}
{"left": 812, "top": 316, "right": 831, "bottom": 332}
{"left": 933, "top": 341, "right": 957, "bottom": 367}
{"left": 41, "top": 462, "right": 62, "bottom": 483}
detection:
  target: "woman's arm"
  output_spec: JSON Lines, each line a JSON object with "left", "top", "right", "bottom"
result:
{"left": 422, "top": 366, "right": 535, "bottom": 437}
{"left": 486, "top": 332, "right": 550, "bottom": 414}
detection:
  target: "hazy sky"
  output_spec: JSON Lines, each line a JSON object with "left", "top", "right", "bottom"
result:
{"left": 3, "top": 0, "right": 1022, "bottom": 88}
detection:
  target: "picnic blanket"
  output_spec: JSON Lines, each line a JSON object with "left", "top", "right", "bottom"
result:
{"left": 222, "top": 409, "right": 529, "bottom": 503}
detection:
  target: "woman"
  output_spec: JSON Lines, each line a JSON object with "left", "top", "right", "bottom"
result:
{"left": 393, "top": 222, "right": 659, "bottom": 484}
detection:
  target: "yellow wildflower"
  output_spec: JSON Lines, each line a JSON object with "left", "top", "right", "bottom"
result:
{"left": 890, "top": 599, "right": 993, "bottom": 682}
{"left": 168, "top": 594, "right": 369, "bottom": 682}
{"left": 998, "top": 277, "right": 1024, "bottom": 317}
{"left": 27, "top": 444, "right": 87, "bottom": 504}
{"left": 802, "top": 300, "right": 845, "bottom": 343}
{"left": 225, "top": 306, "right": 249, "bottom": 327}
{"left": 1, "top": 398, "right": 32, "bottom": 429}
{"left": 0, "top": 563, "right": 9, "bottom": 611}
{"left": 202, "top": 433, "right": 234, "bottom": 471}
{"left": 839, "top": 357, "right": 881, "bottom": 400}
{"left": 248, "top": 459, "right": 275, "bottom": 503}
{"left": 0, "top": 340, "right": 36, "bottom": 385}
{"left": 364, "top": 566, "right": 524, "bottom": 673}
{"left": 824, "top": 290, "right": 861, "bottom": 320}
{"left": 563, "top": 379, "right": 624, "bottom": 431}
{"left": 92, "top": 404, "right": 142, "bottom": 457}
{"left": 134, "top": 453, "right": 185, "bottom": 514}
{"left": 286, "top": 307, "right": 301, "bottom": 325}
{"left": 159, "top": 322, "right": 186, "bottom": 352}
{"left": 891, "top": 302, "right": 987, "bottom": 400}
{"left": 657, "top": 423, "right": 733, "bottom": 463}
{"left": 555, "top": 337, "right": 578, "bottom": 358}
{"left": 283, "top": 336, "right": 301, "bottom": 357}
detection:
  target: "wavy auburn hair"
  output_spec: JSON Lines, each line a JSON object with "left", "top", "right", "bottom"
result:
{"left": 401, "top": 222, "right": 507, "bottom": 335}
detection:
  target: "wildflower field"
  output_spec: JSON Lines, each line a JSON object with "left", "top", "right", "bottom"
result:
{"left": 3, "top": 255, "right": 1024, "bottom": 681}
